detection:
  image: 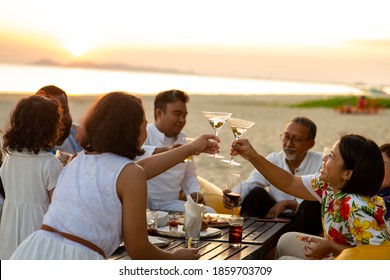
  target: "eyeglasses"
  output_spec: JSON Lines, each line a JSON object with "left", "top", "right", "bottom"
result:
{"left": 280, "top": 133, "right": 309, "bottom": 144}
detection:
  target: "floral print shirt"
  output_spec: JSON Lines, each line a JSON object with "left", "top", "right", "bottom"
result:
{"left": 301, "top": 173, "right": 390, "bottom": 246}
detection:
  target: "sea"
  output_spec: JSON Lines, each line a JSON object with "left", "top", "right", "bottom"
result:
{"left": 0, "top": 63, "right": 362, "bottom": 96}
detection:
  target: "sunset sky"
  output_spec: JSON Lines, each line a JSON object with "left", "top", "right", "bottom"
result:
{"left": 1, "top": 0, "right": 389, "bottom": 85}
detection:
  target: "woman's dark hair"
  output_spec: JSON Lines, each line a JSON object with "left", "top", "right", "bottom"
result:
{"left": 36, "top": 85, "right": 68, "bottom": 101}
{"left": 2, "top": 95, "right": 61, "bottom": 154}
{"left": 154, "top": 89, "right": 189, "bottom": 120}
{"left": 79, "top": 92, "right": 145, "bottom": 159}
{"left": 36, "top": 85, "right": 72, "bottom": 144}
{"left": 340, "top": 134, "right": 384, "bottom": 196}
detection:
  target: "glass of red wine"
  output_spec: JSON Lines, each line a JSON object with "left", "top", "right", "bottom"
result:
{"left": 224, "top": 173, "right": 242, "bottom": 216}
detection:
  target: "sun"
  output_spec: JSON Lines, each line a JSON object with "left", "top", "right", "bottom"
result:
{"left": 62, "top": 36, "right": 93, "bottom": 57}
{"left": 63, "top": 41, "right": 90, "bottom": 57}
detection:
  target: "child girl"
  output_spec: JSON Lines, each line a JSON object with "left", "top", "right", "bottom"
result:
{"left": 0, "top": 95, "right": 63, "bottom": 259}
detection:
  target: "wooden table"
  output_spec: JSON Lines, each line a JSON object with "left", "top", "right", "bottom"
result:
{"left": 207, "top": 217, "right": 289, "bottom": 259}
{"left": 110, "top": 239, "right": 262, "bottom": 260}
{"left": 109, "top": 217, "right": 289, "bottom": 260}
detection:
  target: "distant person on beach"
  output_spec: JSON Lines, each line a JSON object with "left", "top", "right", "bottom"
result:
{"left": 11, "top": 91, "right": 219, "bottom": 260}
{"left": 357, "top": 95, "right": 368, "bottom": 111}
{"left": 139, "top": 89, "right": 215, "bottom": 213}
{"left": 0, "top": 95, "right": 63, "bottom": 259}
{"left": 232, "top": 134, "right": 389, "bottom": 259}
{"left": 378, "top": 143, "right": 390, "bottom": 221}
{"left": 36, "top": 85, "right": 82, "bottom": 155}
{"left": 223, "top": 116, "right": 323, "bottom": 235}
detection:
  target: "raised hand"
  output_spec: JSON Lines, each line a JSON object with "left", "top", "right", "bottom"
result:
{"left": 231, "top": 138, "right": 258, "bottom": 161}
{"left": 189, "top": 134, "right": 220, "bottom": 156}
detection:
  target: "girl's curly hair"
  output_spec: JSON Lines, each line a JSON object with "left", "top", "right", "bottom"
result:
{"left": 2, "top": 95, "right": 61, "bottom": 154}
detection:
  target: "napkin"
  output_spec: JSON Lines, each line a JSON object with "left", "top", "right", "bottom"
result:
{"left": 184, "top": 195, "right": 205, "bottom": 238}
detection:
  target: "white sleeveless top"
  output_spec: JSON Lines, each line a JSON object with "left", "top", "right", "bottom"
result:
{"left": 43, "top": 151, "right": 132, "bottom": 258}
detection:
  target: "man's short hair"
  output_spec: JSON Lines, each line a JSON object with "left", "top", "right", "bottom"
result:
{"left": 154, "top": 89, "right": 189, "bottom": 119}
{"left": 289, "top": 117, "right": 317, "bottom": 140}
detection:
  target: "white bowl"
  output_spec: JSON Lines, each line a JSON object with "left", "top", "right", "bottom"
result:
{"left": 157, "top": 211, "right": 168, "bottom": 227}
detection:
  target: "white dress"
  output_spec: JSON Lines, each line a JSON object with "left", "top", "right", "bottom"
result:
{"left": 11, "top": 151, "right": 132, "bottom": 260}
{"left": 0, "top": 150, "right": 63, "bottom": 259}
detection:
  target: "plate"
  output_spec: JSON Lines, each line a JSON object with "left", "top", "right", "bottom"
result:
{"left": 207, "top": 221, "right": 229, "bottom": 228}
{"left": 148, "top": 235, "right": 170, "bottom": 248}
{"left": 116, "top": 236, "right": 170, "bottom": 250}
{"left": 176, "top": 213, "right": 230, "bottom": 228}
{"left": 157, "top": 225, "right": 222, "bottom": 239}
{"left": 203, "top": 214, "right": 230, "bottom": 228}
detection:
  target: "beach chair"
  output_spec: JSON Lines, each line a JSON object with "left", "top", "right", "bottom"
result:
{"left": 198, "top": 176, "right": 240, "bottom": 215}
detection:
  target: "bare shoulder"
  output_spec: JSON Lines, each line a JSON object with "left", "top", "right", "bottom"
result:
{"left": 116, "top": 163, "right": 147, "bottom": 201}
{"left": 119, "top": 163, "right": 146, "bottom": 181}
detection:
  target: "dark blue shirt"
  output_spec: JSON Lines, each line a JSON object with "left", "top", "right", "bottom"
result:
{"left": 378, "top": 187, "right": 390, "bottom": 220}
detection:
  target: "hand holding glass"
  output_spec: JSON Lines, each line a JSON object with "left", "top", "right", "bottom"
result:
{"left": 222, "top": 117, "right": 255, "bottom": 166}
{"left": 202, "top": 111, "right": 232, "bottom": 158}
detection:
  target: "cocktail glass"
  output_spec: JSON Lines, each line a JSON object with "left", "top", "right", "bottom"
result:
{"left": 202, "top": 111, "right": 232, "bottom": 158}
{"left": 222, "top": 117, "right": 255, "bottom": 166}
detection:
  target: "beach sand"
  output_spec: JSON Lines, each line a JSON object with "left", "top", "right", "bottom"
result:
{"left": 1, "top": 93, "right": 389, "bottom": 188}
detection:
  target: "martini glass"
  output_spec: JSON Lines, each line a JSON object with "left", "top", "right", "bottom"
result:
{"left": 222, "top": 117, "right": 255, "bottom": 166}
{"left": 202, "top": 111, "right": 232, "bottom": 158}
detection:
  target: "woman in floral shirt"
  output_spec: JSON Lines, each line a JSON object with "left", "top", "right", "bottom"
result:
{"left": 232, "top": 134, "right": 390, "bottom": 259}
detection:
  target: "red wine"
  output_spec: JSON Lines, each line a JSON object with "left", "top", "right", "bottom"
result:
{"left": 226, "top": 192, "right": 240, "bottom": 205}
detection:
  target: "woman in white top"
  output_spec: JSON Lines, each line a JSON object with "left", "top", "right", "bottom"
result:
{"left": 0, "top": 95, "right": 63, "bottom": 259}
{"left": 11, "top": 91, "right": 219, "bottom": 260}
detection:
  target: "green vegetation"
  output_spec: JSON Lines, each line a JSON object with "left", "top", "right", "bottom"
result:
{"left": 291, "top": 96, "right": 390, "bottom": 109}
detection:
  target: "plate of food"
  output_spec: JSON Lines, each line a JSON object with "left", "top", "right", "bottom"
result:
{"left": 176, "top": 213, "right": 230, "bottom": 228}
{"left": 203, "top": 213, "right": 230, "bottom": 228}
{"left": 157, "top": 225, "right": 221, "bottom": 239}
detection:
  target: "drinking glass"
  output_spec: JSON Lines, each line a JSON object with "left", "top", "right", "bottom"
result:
{"left": 146, "top": 210, "right": 158, "bottom": 236}
{"left": 228, "top": 216, "right": 244, "bottom": 247}
{"left": 202, "top": 111, "right": 232, "bottom": 158}
{"left": 224, "top": 173, "right": 242, "bottom": 216}
{"left": 222, "top": 117, "right": 255, "bottom": 166}
{"left": 184, "top": 207, "right": 202, "bottom": 245}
